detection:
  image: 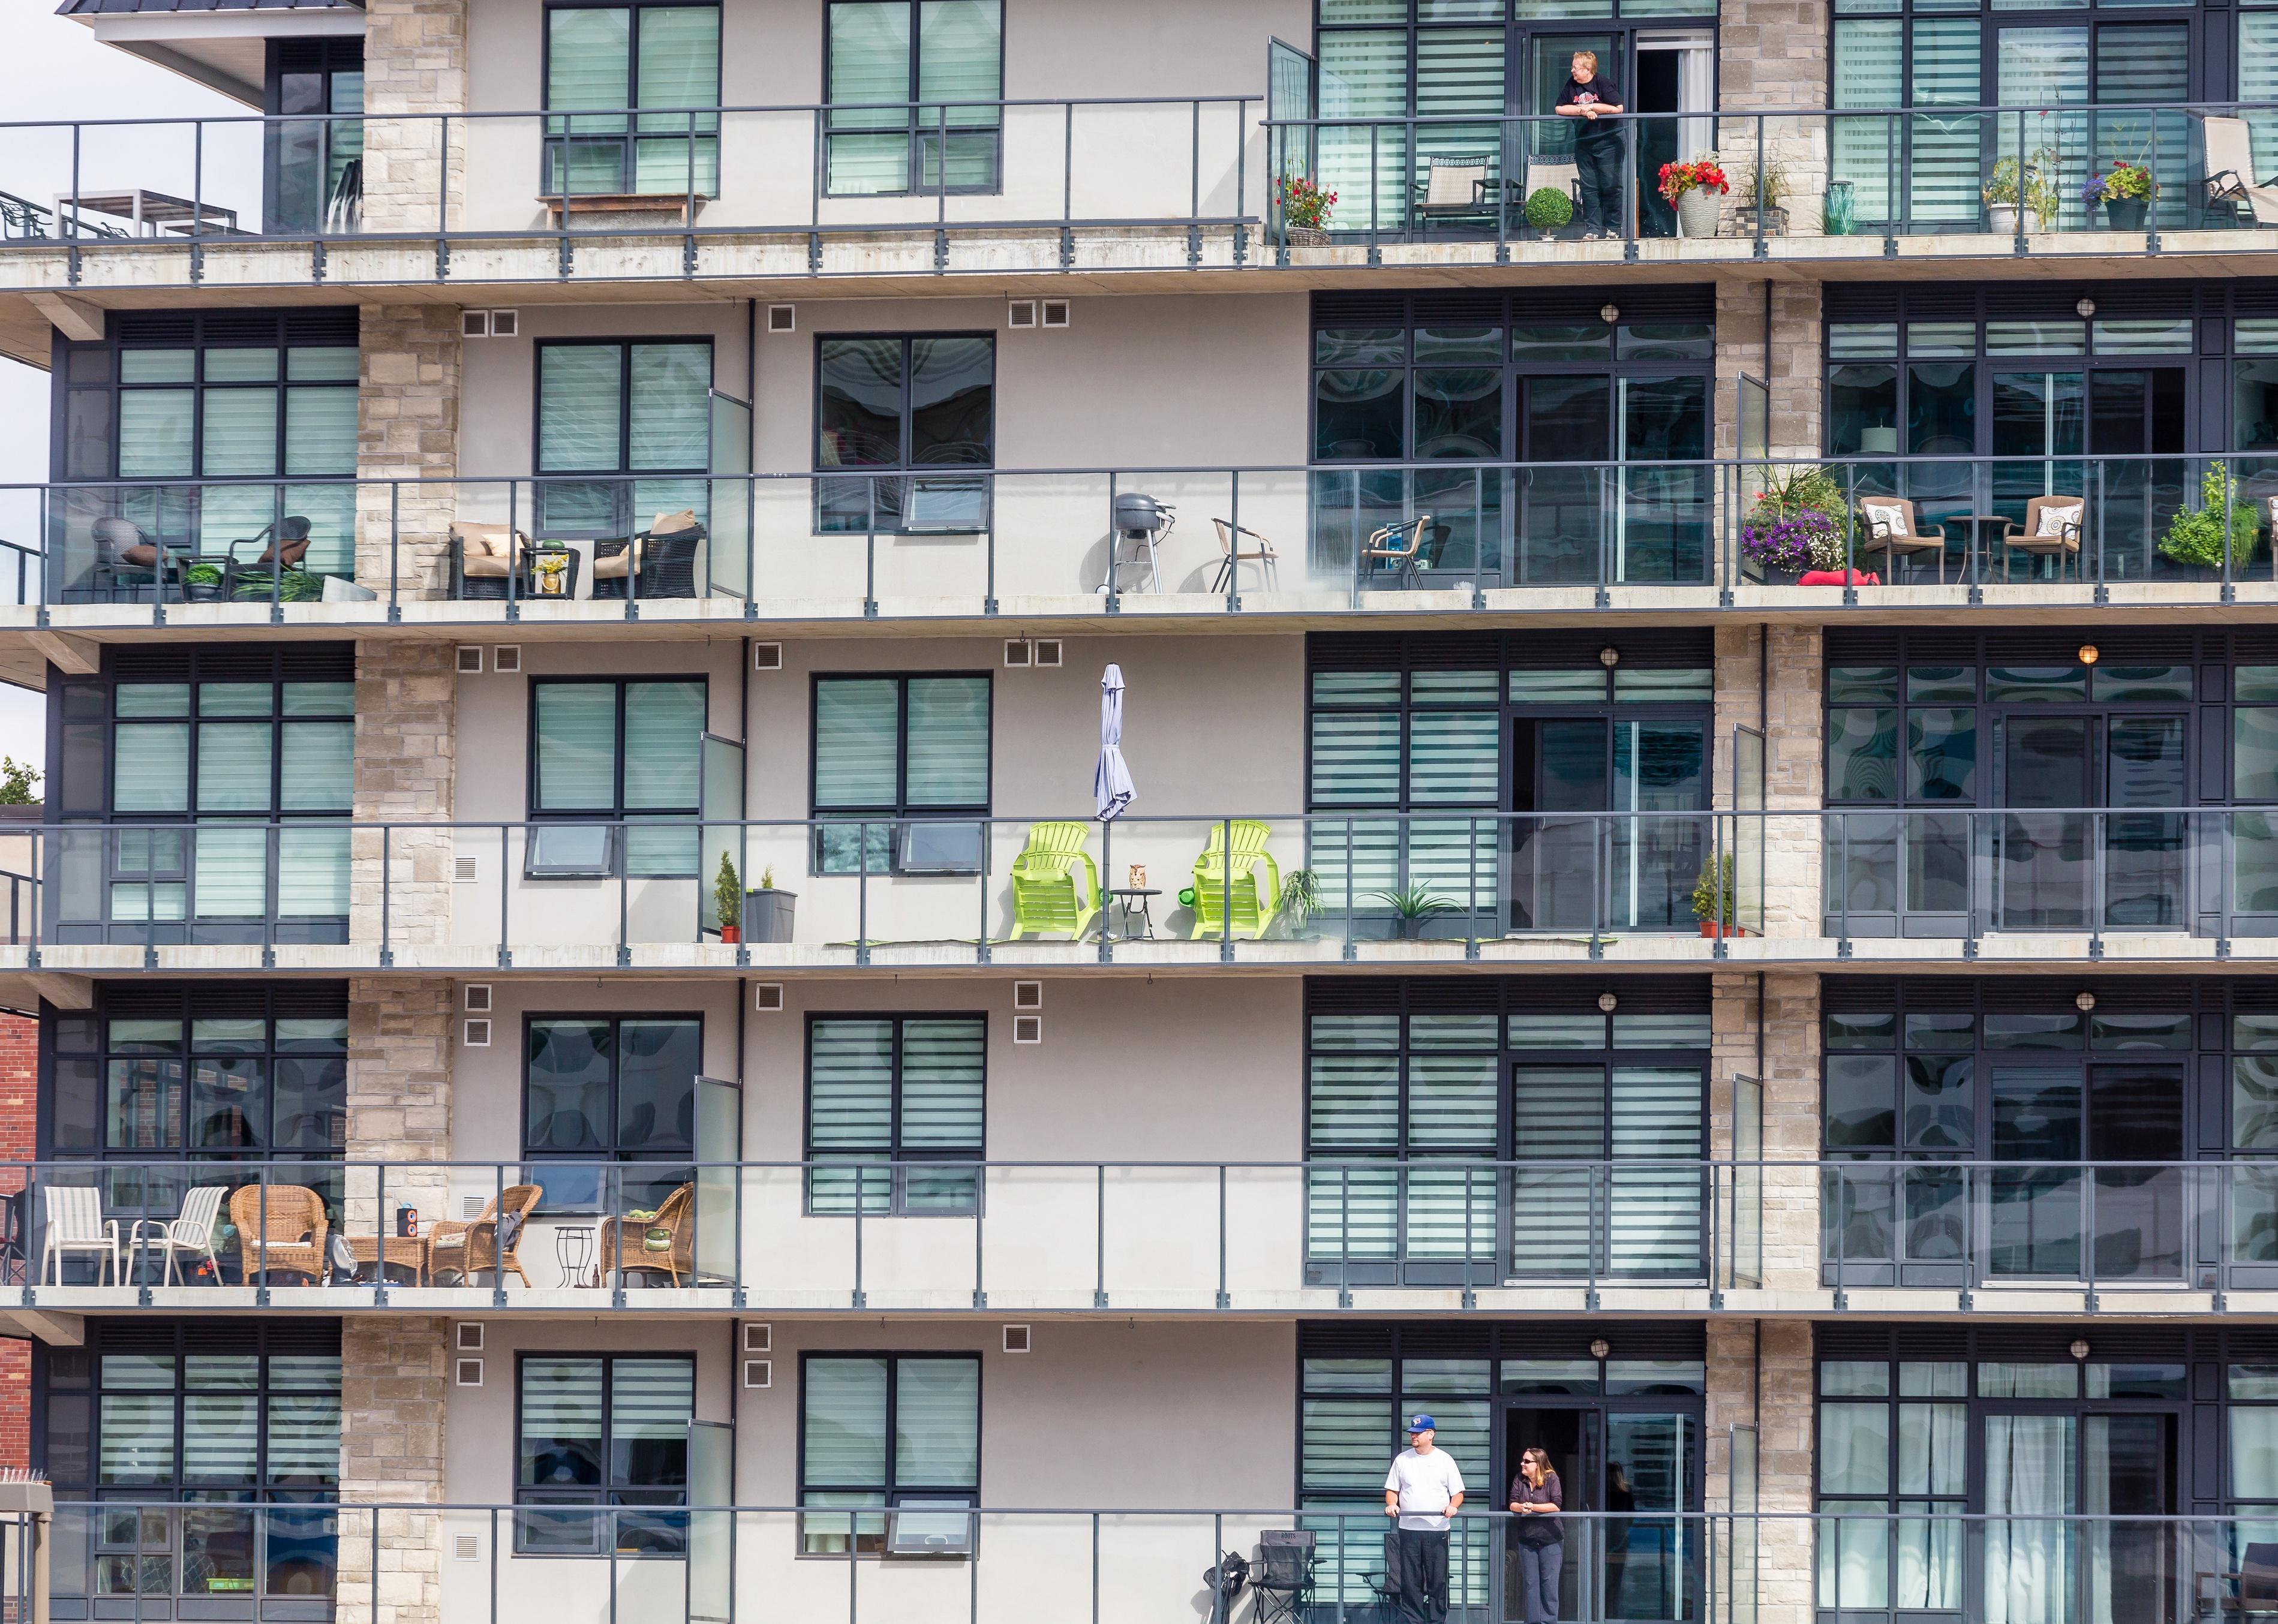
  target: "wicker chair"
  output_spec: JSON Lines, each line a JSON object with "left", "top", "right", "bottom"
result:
{"left": 447, "top": 522, "right": 534, "bottom": 600}
{"left": 229, "top": 1184, "right": 329, "bottom": 1285}
{"left": 591, "top": 510, "right": 704, "bottom": 600}
{"left": 597, "top": 1182, "right": 696, "bottom": 1287}
{"left": 426, "top": 1183, "right": 542, "bottom": 1288}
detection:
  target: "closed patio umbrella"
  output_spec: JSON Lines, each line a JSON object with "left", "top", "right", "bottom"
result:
{"left": 1095, "top": 663, "right": 1135, "bottom": 820}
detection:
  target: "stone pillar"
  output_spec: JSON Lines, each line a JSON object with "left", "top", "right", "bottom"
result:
{"left": 336, "top": 1316, "right": 449, "bottom": 1624}
{"left": 345, "top": 978, "right": 455, "bottom": 1234}
{"left": 360, "top": 0, "right": 468, "bottom": 235}
{"left": 1715, "top": 281, "right": 1825, "bottom": 461}
{"left": 1711, "top": 970, "right": 1822, "bottom": 1294}
{"left": 351, "top": 639, "right": 456, "bottom": 949}
{"left": 1717, "top": 0, "right": 1830, "bottom": 237}
{"left": 1713, "top": 624, "right": 1824, "bottom": 936}
{"left": 1706, "top": 1318, "right": 1816, "bottom": 1624}
{"left": 356, "top": 306, "right": 461, "bottom": 600}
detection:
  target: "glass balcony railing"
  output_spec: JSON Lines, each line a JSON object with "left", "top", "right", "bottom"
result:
{"left": 5, "top": 456, "right": 2276, "bottom": 620}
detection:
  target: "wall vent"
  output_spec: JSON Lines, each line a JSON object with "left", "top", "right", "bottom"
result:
{"left": 489, "top": 310, "right": 519, "bottom": 337}
{"left": 1012, "top": 1014, "right": 1042, "bottom": 1045}
{"left": 1003, "top": 1324, "right": 1032, "bottom": 1354}
{"left": 1007, "top": 300, "right": 1038, "bottom": 329}
{"left": 461, "top": 1196, "right": 486, "bottom": 1220}
{"left": 744, "top": 1359, "right": 772, "bottom": 1388}
{"left": 1013, "top": 981, "right": 1042, "bottom": 1011}
{"left": 767, "top": 305, "right": 796, "bottom": 333}
{"left": 1041, "top": 300, "right": 1071, "bottom": 329}
{"left": 455, "top": 1323, "right": 485, "bottom": 1352}
{"left": 464, "top": 984, "right": 492, "bottom": 1012}
{"left": 1031, "top": 638, "right": 1062, "bottom": 667}
{"left": 460, "top": 311, "right": 488, "bottom": 338}
{"left": 453, "top": 1535, "right": 480, "bottom": 1562}
{"left": 455, "top": 646, "right": 483, "bottom": 674}
{"left": 453, "top": 856, "right": 480, "bottom": 883}
{"left": 492, "top": 645, "right": 522, "bottom": 673}
{"left": 1003, "top": 639, "right": 1031, "bottom": 667}
{"left": 754, "top": 983, "right": 784, "bottom": 1012}
{"left": 744, "top": 1323, "right": 771, "bottom": 1352}
{"left": 454, "top": 1358, "right": 483, "bottom": 1387}
{"left": 753, "top": 642, "right": 783, "bottom": 671}
{"left": 463, "top": 1019, "right": 492, "bottom": 1048}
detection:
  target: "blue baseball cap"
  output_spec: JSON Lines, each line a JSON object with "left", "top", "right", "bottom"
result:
{"left": 1409, "top": 1414, "right": 1436, "bottom": 1433}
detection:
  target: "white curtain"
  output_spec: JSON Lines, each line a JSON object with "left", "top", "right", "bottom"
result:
{"left": 1985, "top": 1415, "right": 2075, "bottom": 1624}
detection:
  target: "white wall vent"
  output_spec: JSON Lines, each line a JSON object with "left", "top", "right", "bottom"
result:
{"left": 454, "top": 1358, "right": 484, "bottom": 1387}
{"left": 743, "top": 1323, "right": 771, "bottom": 1352}
{"left": 1006, "top": 299, "right": 1038, "bottom": 329}
{"left": 1003, "top": 639, "right": 1031, "bottom": 667}
{"left": 453, "top": 855, "right": 480, "bottom": 883}
{"left": 492, "top": 645, "right": 522, "bottom": 673}
{"left": 744, "top": 1360, "right": 772, "bottom": 1389}
{"left": 1012, "top": 1014, "right": 1042, "bottom": 1045}
{"left": 1013, "top": 981, "right": 1042, "bottom": 1011}
{"left": 767, "top": 304, "right": 796, "bottom": 333}
{"left": 1041, "top": 300, "right": 1071, "bottom": 329}
{"left": 1031, "top": 638, "right": 1062, "bottom": 667}
{"left": 460, "top": 311, "right": 489, "bottom": 338}
{"left": 1003, "top": 1324, "right": 1032, "bottom": 1354}
{"left": 464, "top": 984, "right": 492, "bottom": 1012}
{"left": 455, "top": 646, "right": 483, "bottom": 674}
{"left": 453, "top": 1535, "right": 480, "bottom": 1562}
{"left": 753, "top": 642, "right": 784, "bottom": 671}
{"left": 461, "top": 1195, "right": 487, "bottom": 1219}
{"left": 754, "top": 983, "right": 784, "bottom": 1012}
{"left": 463, "top": 1019, "right": 492, "bottom": 1048}
{"left": 489, "top": 310, "right": 519, "bottom": 337}
{"left": 455, "top": 1323, "right": 485, "bottom": 1352}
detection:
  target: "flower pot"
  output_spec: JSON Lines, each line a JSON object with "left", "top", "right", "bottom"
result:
{"left": 718, "top": 925, "right": 741, "bottom": 945}
{"left": 1735, "top": 205, "right": 1787, "bottom": 237}
{"left": 1285, "top": 225, "right": 1330, "bottom": 247}
{"left": 1699, "top": 921, "right": 1746, "bottom": 939}
{"left": 1986, "top": 202, "right": 2018, "bottom": 234}
{"left": 1676, "top": 190, "right": 1721, "bottom": 239}
{"left": 742, "top": 888, "right": 796, "bottom": 944}
{"left": 2106, "top": 197, "right": 2149, "bottom": 231}
{"left": 1745, "top": 563, "right": 1806, "bottom": 587}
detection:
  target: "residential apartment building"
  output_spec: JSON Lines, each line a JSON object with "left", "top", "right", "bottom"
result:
{"left": 0, "top": 0, "right": 2276, "bottom": 1621}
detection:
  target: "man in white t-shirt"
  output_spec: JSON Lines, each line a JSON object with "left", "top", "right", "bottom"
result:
{"left": 1384, "top": 1414, "right": 1466, "bottom": 1624}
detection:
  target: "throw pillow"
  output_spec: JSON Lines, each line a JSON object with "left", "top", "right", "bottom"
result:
{"left": 1861, "top": 501, "right": 1909, "bottom": 539}
{"left": 2036, "top": 503, "right": 2081, "bottom": 539}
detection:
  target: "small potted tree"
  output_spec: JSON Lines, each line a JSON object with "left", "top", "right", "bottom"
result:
{"left": 1279, "top": 175, "right": 1336, "bottom": 247}
{"left": 1524, "top": 186, "right": 1574, "bottom": 242}
{"left": 742, "top": 864, "right": 797, "bottom": 945}
{"left": 1693, "top": 853, "right": 1741, "bottom": 939}
{"left": 1372, "top": 883, "right": 1457, "bottom": 941}
{"left": 2157, "top": 461, "right": 2261, "bottom": 579}
{"left": 1733, "top": 159, "right": 1790, "bottom": 237}
{"left": 714, "top": 853, "right": 741, "bottom": 944}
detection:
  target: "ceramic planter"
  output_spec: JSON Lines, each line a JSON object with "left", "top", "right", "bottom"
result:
{"left": 1676, "top": 190, "right": 1721, "bottom": 239}
{"left": 742, "top": 889, "right": 797, "bottom": 943}
{"left": 1987, "top": 203, "right": 2018, "bottom": 234}
{"left": 2106, "top": 197, "right": 2149, "bottom": 231}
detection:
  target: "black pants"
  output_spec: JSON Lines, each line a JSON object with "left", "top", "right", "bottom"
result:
{"left": 1575, "top": 137, "right": 1624, "bottom": 234}
{"left": 1395, "top": 1527, "right": 1450, "bottom": 1624}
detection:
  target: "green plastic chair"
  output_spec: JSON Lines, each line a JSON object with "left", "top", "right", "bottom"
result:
{"left": 1008, "top": 822, "right": 1101, "bottom": 940}
{"left": 1189, "top": 820, "right": 1282, "bottom": 940}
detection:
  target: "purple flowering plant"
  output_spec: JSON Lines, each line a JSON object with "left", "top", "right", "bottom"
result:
{"left": 1740, "top": 505, "right": 1841, "bottom": 573}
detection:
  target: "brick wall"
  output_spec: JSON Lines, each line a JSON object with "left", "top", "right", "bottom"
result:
{"left": 0, "top": 1012, "right": 33, "bottom": 1470}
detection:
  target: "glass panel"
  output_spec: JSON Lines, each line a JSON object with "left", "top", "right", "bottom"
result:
{"left": 804, "top": 1356, "right": 889, "bottom": 1484}
{"left": 539, "top": 346, "right": 626, "bottom": 473}
{"left": 629, "top": 344, "right": 711, "bottom": 472}
{"left": 534, "top": 685, "right": 618, "bottom": 811}
{"left": 892, "top": 1358, "right": 979, "bottom": 1486}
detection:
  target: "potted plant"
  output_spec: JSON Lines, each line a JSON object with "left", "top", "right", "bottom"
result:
{"left": 1733, "top": 158, "right": 1790, "bottom": 236}
{"left": 1693, "top": 853, "right": 1742, "bottom": 938}
{"left": 2086, "top": 160, "right": 2154, "bottom": 231}
{"left": 2157, "top": 461, "right": 2262, "bottom": 576}
{"left": 533, "top": 544, "right": 572, "bottom": 598}
{"left": 1823, "top": 180, "right": 1856, "bottom": 236}
{"left": 1658, "top": 151, "right": 1729, "bottom": 239}
{"left": 1279, "top": 174, "right": 1336, "bottom": 246}
{"left": 183, "top": 561, "right": 224, "bottom": 602}
{"left": 714, "top": 852, "right": 742, "bottom": 945}
{"left": 742, "top": 864, "right": 797, "bottom": 944}
{"left": 1983, "top": 153, "right": 2059, "bottom": 234}
{"left": 1372, "top": 883, "right": 1457, "bottom": 941}
{"left": 1272, "top": 868, "right": 1324, "bottom": 940}
{"left": 1523, "top": 185, "right": 1574, "bottom": 241}
{"left": 1739, "top": 465, "right": 1852, "bottom": 584}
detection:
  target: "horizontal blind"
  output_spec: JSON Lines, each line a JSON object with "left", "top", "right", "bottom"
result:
{"left": 539, "top": 346, "right": 626, "bottom": 474}
{"left": 803, "top": 1356, "right": 889, "bottom": 1487}
{"left": 892, "top": 1357, "right": 979, "bottom": 1487}
{"left": 814, "top": 679, "right": 901, "bottom": 808}
{"left": 623, "top": 681, "right": 705, "bottom": 811}
{"left": 629, "top": 344, "right": 711, "bottom": 472}
{"left": 904, "top": 677, "right": 990, "bottom": 807}
{"left": 265, "top": 1393, "right": 340, "bottom": 1484}
{"left": 534, "top": 684, "right": 619, "bottom": 813}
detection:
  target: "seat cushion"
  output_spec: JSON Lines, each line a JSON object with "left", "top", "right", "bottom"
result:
{"left": 645, "top": 509, "right": 698, "bottom": 537}
{"left": 1861, "top": 500, "right": 1910, "bottom": 539}
{"left": 453, "top": 522, "right": 525, "bottom": 561}
{"left": 2036, "top": 503, "right": 2082, "bottom": 538}
{"left": 591, "top": 540, "right": 638, "bottom": 579}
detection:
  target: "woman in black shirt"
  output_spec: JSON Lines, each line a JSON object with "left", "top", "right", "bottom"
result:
{"left": 1555, "top": 50, "right": 1626, "bottom": 239}
{"left": 1510, "top": 1446, "right": 1565, "bottom": 1622}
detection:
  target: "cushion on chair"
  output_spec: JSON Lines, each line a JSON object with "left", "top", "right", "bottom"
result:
{"left": 1861, "top": 500, "right": 1910, "bottom": 538}
{"left": 2036, "top": 503, "right": 2082, "bottom": 537}
{"left": 453, "top": 522, "right": 526, "bottom": 578}
{"left": 645, "top": 509, "right": 698, "bottom": 537}
{"left": 590, "top": 540, "right": 640, "bottom": 579}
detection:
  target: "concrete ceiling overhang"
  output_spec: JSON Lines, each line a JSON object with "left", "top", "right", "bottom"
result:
{"left": 64, "top": 5, "right": 365, "bottom": 107}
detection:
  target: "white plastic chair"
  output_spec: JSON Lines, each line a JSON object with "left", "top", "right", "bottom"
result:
{"left": 41, "top": 1186, "right": 119, "bottom": 1286}
{"left": 131, "top": 1184, "right": 227, "bottom": 1286}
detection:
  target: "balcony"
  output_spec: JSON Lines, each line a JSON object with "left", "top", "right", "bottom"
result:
{"left": 1, "top": 101, "right": 2274, "bottom": 296}
{"left": 10, "top": 455, "right": 2278, "bottom": 633}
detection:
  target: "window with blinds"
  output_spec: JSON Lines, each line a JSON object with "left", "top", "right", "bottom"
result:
{"left": 543, "top": 4, "right": 720, "bottom": 196}
{"left": 815, "top": 335, "right": 995, "bottom": 534}
{"left": 825, "top": 1, "right": 1002, "bottom": 196}
{"left": 522, "top": 1014, "right": 703, "bottom": 1215}
{"left": 1305, "top": 996, "right": 1708, "bottom": 1284}
{"left": 516, "top": 1354, "right": 695, "bottom": 1554}
{"left": 528, "top": 678, "right": 706, "bottom": 877}
{"left": 535, "top": 340, "right": 713, "bottom": 537}
{"left": 806, "top": 1015, "right": 985, "bottom": 1215}
{"left": 799, "top": 1354, "right": 980, "bottom": 1554}
{"left": 810, "top": 674, "right": 990, "bottom": 874}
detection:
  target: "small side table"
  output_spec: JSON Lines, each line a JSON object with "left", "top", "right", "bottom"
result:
{"left": 1946, "top": 515, "right": 2016, "bottom": 584}
{"left": 347, "top": 1235, "right": 426, "bottom": 1288}
{"left": 1107, "top": 888, "right": 1161, "bottom": 940}
{"left": 555, "top": 1224, "right": 596, "bottom": 1288}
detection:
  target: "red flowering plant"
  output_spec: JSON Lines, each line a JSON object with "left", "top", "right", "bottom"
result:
{"left": 1657, "top": 152, "right": 1730, "bottom": 204}
{"left": 1279, "top": 175, "right": 1337, "bottom": 231}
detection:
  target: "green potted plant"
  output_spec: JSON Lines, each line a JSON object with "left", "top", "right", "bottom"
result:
{"left": 183, "top": 561, "right": 224, "bottom": 602}
{"left": 1692, "top": 853, "right": 1741, "bottom": 938}
{"left": 1739, "top": 464, "right": 1854, "bottom": 584}
{"left": 1372, "top": 882, "right": 1457, "bottom": 941}
{"left": 1279, "top": 174, "right": 1336, "bottom": 246}
{"left": 1523, "top": 186, "right": 1574, "bottom": 241}
{"left": 1273, "top": 868, "right": 1324, "bottom": 940}
{"left": 743, "top": 863, "right": 797, "bottom": 944}
{"left": 1733, "top": 158, "right": 1790, "bottom": 236}
{"left": 1984, "top": 151, "right": 2061, "bottom": 234}
{"left": 2086, "top": 159, "right": 2154, "bottom": 231}
{"left": 2157, "top": 461, "right": 2262, "bottom": 576}
{"left": 714, "top": 852, "right": 742, "bottom": 944}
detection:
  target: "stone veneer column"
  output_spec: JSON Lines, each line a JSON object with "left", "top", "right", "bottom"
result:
{"left": 336, "top": 1316, "right": 449, "bottom": 1624}
{"left": 1708, "top": 1318, "right": 1816, "bottom": 1624}
{"left": 1713, "top": 624, "right": 1825, "bottom": 937}
{"left": 351, "top": 639, "right": 456, "bottom": 949}
{"left": 356, "top": 306, "right": 461, "bottom": 600}
{"left": 1715, "top": 282, "right": 1825, "bottom": 461}
{"left": 1710, "top": 970, "right": 1823, "bottom": 1292}
{"left": 360, "top": 0, "right": 468, "bottom": 235}
{"left": 1716, "top": 0, "right": 1831, "bottom": 237}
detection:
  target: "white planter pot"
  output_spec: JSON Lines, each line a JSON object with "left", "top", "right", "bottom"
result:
{"left": 1676, "top": 190, "right": 1721, "bottom": 239}
{"left": 1987, "top": 203, "right": 2018, "bottom": 234}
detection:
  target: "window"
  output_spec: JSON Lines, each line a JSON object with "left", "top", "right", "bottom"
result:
{"left": 265, "top": 39, "right": 363, "bottom": 234}
{"left": 534, "top": 339, "right": 713, "bottom": 536}
{"left": 1305, "top": 982, "right": 1708, "bottom": 1285}
{"left": 806, "top": 1016, "right": 985, "bottom": 1216}
{"left": 528, "top": 678, "right": 707, "bottom": 876}
{"left": 824, "top": 1, "right": 1002, "bottom": 196}
{"left": 522, "top": 1015, "right": 703, "bottom": 1213}
{"left": 544, "top": 3, "right": 720, "bottom": 196}
{"left": 799, "top": 1354, "right": 979, "bottom": 1554}
{"left": 809, "top": 675, "right": 990, "bottom": 874}
{"left": 41, "top": 1325, "right": 341, "bottom": 1608}
{"left": 55, "top": 310, "right": 362, "bottom": 584}
{"left": 815, "top": 335, "right": 994, "bottom": 533}
{"left": 517, "top": 1355, "right": 695, "bottom": 1554}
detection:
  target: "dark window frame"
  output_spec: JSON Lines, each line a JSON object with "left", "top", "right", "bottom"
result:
{"left": 811, "top": 332, "right": 997, "bottom": 536}
{"left": 513, "top": 1350, "right": 699, "bottom": 1557}
{"left": 795, "top": 1349, "right": 983, "bottom": 1556}
{"left": 539, "top": 0, "right": 724, "bottom": 197}
{"left": 530, "top": 336, "right": 716, "bottom": 538}
{"left": 524, "top": 675, "right": 709, "bottom": 879}
{"left": 518, "top": 1012, "right": 707, "bottom": 1215}
{"left": 821, "top": 0, "right": 1007, "bottom": 199}
{"left": 806, "top": 670, "right": 993, "bottom": 876}
{"left": 801, "top": 1011, "right": 987, "bottom": 1217}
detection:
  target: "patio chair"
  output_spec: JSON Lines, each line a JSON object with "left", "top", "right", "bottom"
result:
{"left": 426, "top": 1183, "right": 542, "bottom": 1288}
{"left": 229, "top": 1183, "right": 329, "bottom": 1285}
{"left": 41, "top": 1185, "right": 120, "bottom": 1285}
{"left": 1360, "top": 514, "right": 1436, "bottom": 590}
{"left": 1007, "top": 821, "right": 1101, "bottom": 940}
{"left": 1250, "top": 1531, "right": 1315, "bottom": 1624}
{"left": 1209, "top": 519, "right": 1280, "bottom": 593}
{"left": 1415, "top": 155, "right": 1494, "bottom": 233}
{"left": 597, "top": 1181, "right": 696, "bottom": 1286}
{"left": 90, "top": 516, "right": 181, "bottom": 602}
{"left": 1371, "top": 1530, "right": 1407, "bottom": 1618}
{"left": 1858, "top": 498, "right": 1946, "bottom": 584}
{"left": 592, "top": 510, "right": 704, "bottom": 600}
{"left": 223, "top": 517, "right": 312, "bottom": 599}
{"left": 2239, "top": 1542, "right": 2278, "bottom": 1616}
{"left": 1189, "top": 820, "right": 1282, "bottom": 941}
{"left": 130, "top": 1183, "right": 227, "bottom": 1286}
{"left": 448, "top": 522, "right": 533, "bottom": 600}
{"left": 1996, "top": 494, "right": 2084, "bottom": 582}
{"left": 2203, "top": 116, "right": 2278, "bottom": 228}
